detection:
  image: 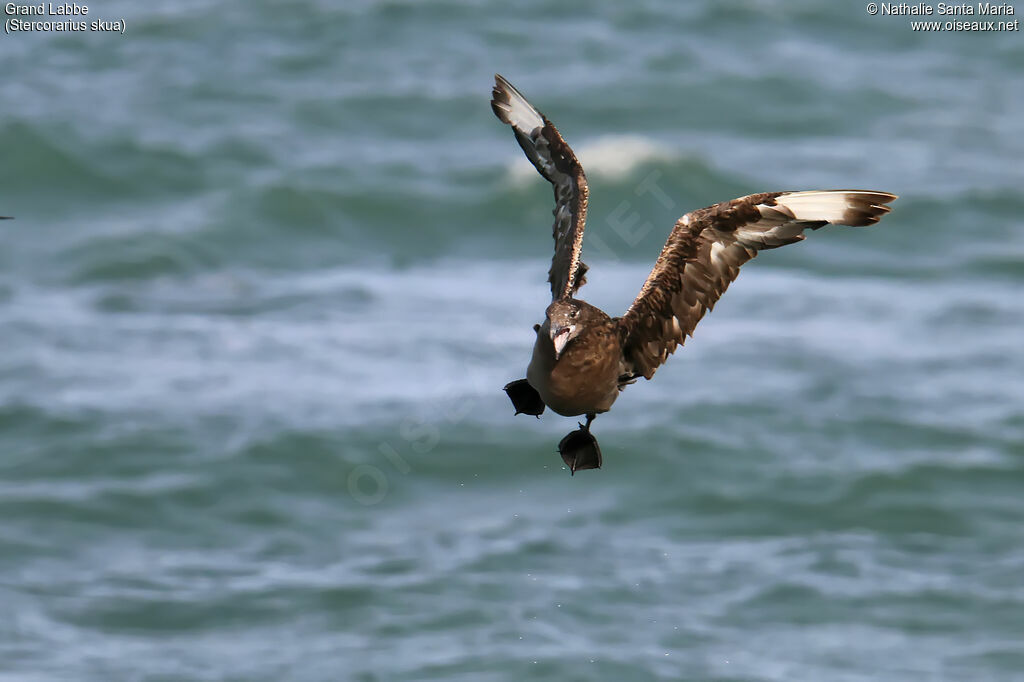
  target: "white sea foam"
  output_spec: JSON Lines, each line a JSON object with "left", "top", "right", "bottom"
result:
{"left": 5, "top": 257, "right": 1022, "bottom": 442}
{"left": 507, "top": 135, "right": 676, "bottom": 184}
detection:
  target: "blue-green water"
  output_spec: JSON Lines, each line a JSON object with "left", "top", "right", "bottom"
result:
{"left": 2, "top": 1, "right": 1024, "bottom": 680}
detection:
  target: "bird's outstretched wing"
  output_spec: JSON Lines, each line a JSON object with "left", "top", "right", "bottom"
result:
{"left": 491, "top": 74, "right": 589, "bottom": 301}
{"left": 618, "top": 190, "right": 897, "bottom": 379}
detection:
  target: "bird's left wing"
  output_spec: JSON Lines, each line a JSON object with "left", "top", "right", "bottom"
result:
{"left": 491, "top": 74, "right": 589, "bottom": 301}
{"left": 618, "top": 190, "right": 897, "bottom": 380}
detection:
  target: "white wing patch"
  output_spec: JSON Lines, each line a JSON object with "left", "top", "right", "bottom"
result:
{"left": 775, "top": 190, "right": 871, "bottom": 223}
{"left": 491, "top": 74, "right": 591, "bottom": 301}
{"left": 490, "top": 75, "right": 544, "bottom": 134}
{"left": 709, "top": 240, "right": 726, "bottom": 264}
{"left": 620, "top": 190, "right": 897, "bottom": 380}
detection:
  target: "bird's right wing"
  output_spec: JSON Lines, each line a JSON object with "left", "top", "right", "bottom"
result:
{"left": 618, "top": 190, "right": 897, "bottom": 380}
{"left": 491, "top": 74, "right": 589, "bottom": 301}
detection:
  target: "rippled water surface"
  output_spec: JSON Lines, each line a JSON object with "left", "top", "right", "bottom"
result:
{"left": 2, "top": 1, "right": 1023, "bottom": 680}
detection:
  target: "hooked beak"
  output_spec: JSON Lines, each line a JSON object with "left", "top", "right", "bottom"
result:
{"left": 550, "top": 325, "right": 575, "bottom": 359}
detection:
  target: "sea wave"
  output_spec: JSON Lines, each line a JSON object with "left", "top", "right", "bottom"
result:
{"left": 505, "top": 134, "right": 678, "bottom": 183}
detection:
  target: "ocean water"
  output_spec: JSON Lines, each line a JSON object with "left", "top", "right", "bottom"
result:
{"left": 2, "top": 1, "right": 1024, "bottom": 680}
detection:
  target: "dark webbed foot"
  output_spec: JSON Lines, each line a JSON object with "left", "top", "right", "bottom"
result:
{"left": 503, "top": 379, "right": 545, "bottom": 417}
{"left": 558, "top": 414, "right": 602, "bottom": 475}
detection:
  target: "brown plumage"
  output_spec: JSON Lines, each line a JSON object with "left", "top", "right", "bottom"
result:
{"left": 527, "top": 300, "right": 621, "bottom": 417}
{"left": 491, "top": 74, "right": 897, "bottom": 474}
{"left": 491, "top": 74, "right": 589, "bottom": 299}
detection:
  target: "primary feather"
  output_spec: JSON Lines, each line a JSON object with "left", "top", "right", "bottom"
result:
{"left": 491, "top": 74, "right": 590, "bottom": 301}
{"left": 618, "top": 190, "right": 897, "bottom": 379}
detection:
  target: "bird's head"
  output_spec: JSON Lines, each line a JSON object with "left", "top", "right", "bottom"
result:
{"left": 545, "top": 300, "right": 584, "bottom": 360}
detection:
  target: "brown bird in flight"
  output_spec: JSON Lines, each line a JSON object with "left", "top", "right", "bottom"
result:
{"left": 490, "top": 74, "right": 896, "bottom": 475}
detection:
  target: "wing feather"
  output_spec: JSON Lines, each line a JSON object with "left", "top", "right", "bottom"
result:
{"left": 618, "top": 190, "right": 897, "bottom": 379}
{"left": 491, "top": 74, "right": 589, "bottom": 301}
